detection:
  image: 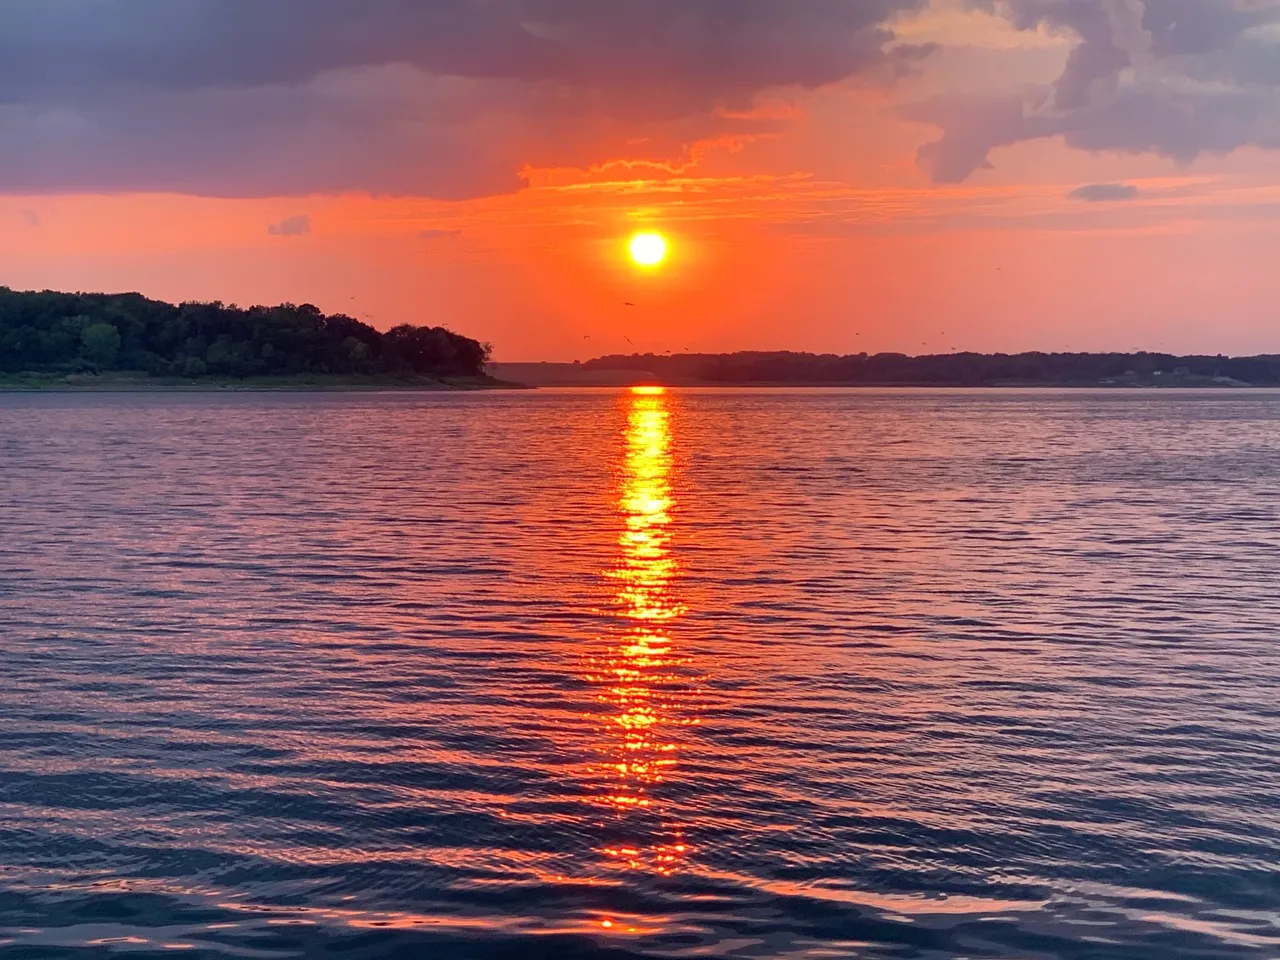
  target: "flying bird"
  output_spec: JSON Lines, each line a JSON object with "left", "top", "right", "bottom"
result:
{"left": 624, "top": 302, "right": 636, "bottom": 307}
{"left": 624, "top": 335, "right": 635, "bottom": 346}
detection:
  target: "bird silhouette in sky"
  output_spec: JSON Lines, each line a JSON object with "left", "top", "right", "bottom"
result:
{"left": 624, "top": 335, "right": 635, "bottom": 346}
{"left": 624, "top": 302, "right": 635, "bottom": 307}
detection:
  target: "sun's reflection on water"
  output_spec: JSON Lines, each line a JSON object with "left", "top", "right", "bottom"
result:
{"left": 584, "top": 386, "right": 699, "bottom": 875}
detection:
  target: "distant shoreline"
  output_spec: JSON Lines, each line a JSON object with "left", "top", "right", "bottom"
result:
{"left": 489, "top": 355, "right": 1275, "bottom": 389}
{"left": 517, "top": 381, "right": 1269, "bottom": 389}
{"left": 530, "top": 381, "right": 1270, "bottom": 389}
{"left": 0, "top": 373, "right": 526, "bottom": 392}
{"left": 8, "top": 371, "right": 1272, "bottom": 392}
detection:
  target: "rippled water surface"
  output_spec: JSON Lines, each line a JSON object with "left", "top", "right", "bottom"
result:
{"left": 3, "top": 387, "right": 1280, "bottom": 959}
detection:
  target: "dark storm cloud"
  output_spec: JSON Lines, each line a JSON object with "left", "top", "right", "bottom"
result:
{"left": 0, "top": 0, "right": 931, "bottom": 197}
{"left": 911, "top": 0, "right": 1280, "bottom": 181}
{"left": 1069, "top": 182, "right": 1140, "bottom": 201}
{"left": 0, "top": 0, "right": 932, "bottom": 104}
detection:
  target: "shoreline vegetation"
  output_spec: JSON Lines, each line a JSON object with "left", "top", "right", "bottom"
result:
{"left": 0, "top": 372, "right": 516, "bottom": 391}
{"left": 3, "top": 285, "right": 1275, "bottom": 391}
{"left": 0, "top": 286, "right": 505, "bottom": 389}
{"left": 491, "top": 351, "right": 1280, "bottom": 388}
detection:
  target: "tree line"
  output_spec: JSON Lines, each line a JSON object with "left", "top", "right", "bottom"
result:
{"left": 583, "top": 350, "right": 1280, "bottom": 386}
{"left": 0, "top": 287, "right": 491, "bottom": 379}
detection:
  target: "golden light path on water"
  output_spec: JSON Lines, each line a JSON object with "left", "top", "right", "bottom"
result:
{"left": 585, "top": 385, "right": 699, "bottom": 877}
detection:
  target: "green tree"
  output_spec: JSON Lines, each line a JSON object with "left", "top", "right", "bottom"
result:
{"left": 0, "top": 285, "right": 494, "bottom": 380}
{"left": 342, "top": 336, "right": 372, "bottom": 371}
{"left": 205, "top": 337, "right": 242, "bottom": 375}
{"left": 80, "top": 322, "right": 121, "bottom": 368}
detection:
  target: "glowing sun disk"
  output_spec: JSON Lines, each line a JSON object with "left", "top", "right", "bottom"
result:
{"left": 629, "top": 232, "right": 668, "bottom": 267}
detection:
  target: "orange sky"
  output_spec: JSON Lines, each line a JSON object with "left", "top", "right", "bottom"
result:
{"left": 3, "top": 1, "right": 1279, "bottom": 359}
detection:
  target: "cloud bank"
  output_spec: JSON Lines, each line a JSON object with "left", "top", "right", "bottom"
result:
{"left": 2, "top": 0, "right": 1278, "bottom": 197}
{"left": 911, "top": 0, "right": 1280, "bottom": 180}
{"left": 0, "top": 0, "right": 930, "bottom": 198}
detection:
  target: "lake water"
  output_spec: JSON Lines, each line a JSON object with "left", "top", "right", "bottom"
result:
{"left": 2, "top": 387, "right": 1280, "bottom": 959}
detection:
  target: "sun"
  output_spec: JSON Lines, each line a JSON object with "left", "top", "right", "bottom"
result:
{"left": 629, "top": 232, "right": 668, "bottom": 268}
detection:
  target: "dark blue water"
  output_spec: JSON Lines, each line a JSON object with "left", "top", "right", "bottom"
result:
{"left": 2, "top": 387, "right": 1279, "bottom": 958}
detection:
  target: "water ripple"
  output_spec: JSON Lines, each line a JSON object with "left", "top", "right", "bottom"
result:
{"left": 2, "top": 388, "right": 1280, "bottom": 958}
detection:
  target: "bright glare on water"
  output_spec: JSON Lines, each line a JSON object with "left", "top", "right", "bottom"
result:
{"left": 2, "top": 387, "right": 1280, "bottom": 959}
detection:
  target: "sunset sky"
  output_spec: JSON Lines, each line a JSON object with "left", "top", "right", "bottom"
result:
{"left": 2, "top": 0, "right": 1279, "bottom": 359}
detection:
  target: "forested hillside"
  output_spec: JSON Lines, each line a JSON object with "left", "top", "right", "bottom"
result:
{"left": 0, "top": 288, "right": 490, "bottom": 379}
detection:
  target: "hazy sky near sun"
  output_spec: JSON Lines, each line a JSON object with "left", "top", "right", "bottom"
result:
{"left": 3, "top": 0, "right": 1280, "bottom": 359}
